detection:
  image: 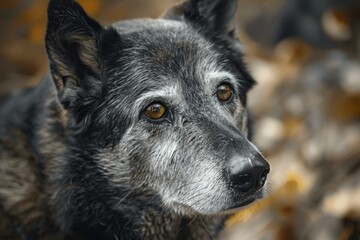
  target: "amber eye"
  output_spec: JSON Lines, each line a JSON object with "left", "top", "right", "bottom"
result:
{"left": 145, "top": 102, "right": 166, "bottom": 120}
{"left": 217, "top": 83, "right": 233, "bottom": 101}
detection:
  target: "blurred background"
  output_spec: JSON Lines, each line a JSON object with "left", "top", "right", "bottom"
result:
{"left": 0, "top": 0, "right": 360, "bottom": 239}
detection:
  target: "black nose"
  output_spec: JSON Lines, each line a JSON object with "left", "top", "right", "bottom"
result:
{"left": 227, "top": 153, "right": 269, "bottom": 193}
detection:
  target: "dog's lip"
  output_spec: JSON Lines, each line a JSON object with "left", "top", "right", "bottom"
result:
{"left": 219, "top": 191, "right": 262, "bottom": 215}
{"left": 172, "top": 190, "right": 264, "bottom": 215}
{"left": 227, "top": 196, "right": 256, "bottom": 210}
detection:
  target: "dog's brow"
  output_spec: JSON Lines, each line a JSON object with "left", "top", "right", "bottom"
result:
{"left": 134, "top": 85, "right": 180, "bottom": 108}
{"left": 204, "top": 71, "right": 238, "bottom": 89}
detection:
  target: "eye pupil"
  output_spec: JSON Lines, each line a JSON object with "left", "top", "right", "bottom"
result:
{"left": 217, "top": 84, "right": 233, "bottom": 101}
{"left": 145, "top": 103, "right": 166, "bottom": 120}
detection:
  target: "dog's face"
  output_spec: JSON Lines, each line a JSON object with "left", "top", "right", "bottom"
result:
{"left": 46, "top": 0, "right": 269, "bottom": 215}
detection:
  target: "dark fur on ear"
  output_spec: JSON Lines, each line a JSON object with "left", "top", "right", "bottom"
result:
{"left": 164, "top": 0, "right": 237, "bottom": 38}
{"left": 45, "top": 0, "right": 103, "bottom": 109}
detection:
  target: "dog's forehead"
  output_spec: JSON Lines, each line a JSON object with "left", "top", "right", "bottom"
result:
{"left": 110, "top": 19, "right": 187, "bottom": 35}
{"left": 110, "top": 18, "right": 218, "bottom": 66}
{"left": 105, "top": 19, "right": 232, "bottom": 96}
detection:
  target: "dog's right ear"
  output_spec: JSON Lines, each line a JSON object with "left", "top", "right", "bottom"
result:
{"left": 45, "top": 0, "right": 103, "bottom": 108}
{"left": 163, "top": 0, "right": 237, "bottom": 38}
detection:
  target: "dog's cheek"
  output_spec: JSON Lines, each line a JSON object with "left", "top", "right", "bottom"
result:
{"left": 115, "top": 127, "right": 178, "bottom": 193}
{"left": 167, "top": 137, "right": 230, "bottom": 213}
{"left": 176, "top": 160, "right": 230, "bottom": 214}
{"left": 148, "top": 137, "right": 180, "bottom": 186}
{"left": 102, "top": 127, "right": 154, "bottom": 187}
{"left": 140, "top": 130, "right": 198, "bottom": 205}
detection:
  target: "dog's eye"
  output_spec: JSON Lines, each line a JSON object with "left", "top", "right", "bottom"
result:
{"left": 145, "top": 102, "right": 166, "bottom": 120}
{"left": 217, "top": 83, "right": 233, "bottom": 102}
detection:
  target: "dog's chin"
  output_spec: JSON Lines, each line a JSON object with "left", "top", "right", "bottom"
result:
{"left": 171, "top": 188, "right": 267, "bottom": 217}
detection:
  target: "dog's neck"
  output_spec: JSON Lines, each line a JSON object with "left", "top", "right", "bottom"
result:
{"left": 139, "top": 208, "right": 223, "bottom": 240}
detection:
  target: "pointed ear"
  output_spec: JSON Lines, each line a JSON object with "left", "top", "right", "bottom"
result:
{"left": 45, "top": 0, "right": 103, "bottom": 108}
{"left": 164, "top": 0, "right": 237, "bottom": 37}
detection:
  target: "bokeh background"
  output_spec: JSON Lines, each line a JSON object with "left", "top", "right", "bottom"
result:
{"left": 1, "top": 0, "right": 360, "bottom": 239}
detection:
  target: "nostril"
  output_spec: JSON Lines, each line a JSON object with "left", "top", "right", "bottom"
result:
{"left": 230, "top": 167, "right": 268, "bottom": 193}
{"left": 261, "top": 172, "right": 266, "bottom": 183}
{"left": 259, "top": 171, "right": 268, "bottom": 188}
{"left": 257, "top": 170, "right": 269, "bottom": 189}
{"left": 230, "top": 174, "right": 254, "bottom": 193}
{"left": 227, "top": 156, "right": 270, "bottom": 193}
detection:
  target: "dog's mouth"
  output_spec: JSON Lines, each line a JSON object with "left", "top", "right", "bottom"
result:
{"left": 218, "top": 194, "right": 258, "bottom": 215}
{"left": 172, "top": 189, "right": 265, "bottom": 216}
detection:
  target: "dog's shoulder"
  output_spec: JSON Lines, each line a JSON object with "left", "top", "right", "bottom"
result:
{"left": 0, "top": 77, "right": 61, "bottom": 239}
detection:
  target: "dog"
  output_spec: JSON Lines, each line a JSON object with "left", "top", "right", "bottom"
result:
{"left": 0, "top": 0, "right": 270, "bottom": 239}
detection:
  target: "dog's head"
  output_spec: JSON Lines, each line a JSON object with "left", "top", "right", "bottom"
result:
{"left": 46, "top": 0, "right": 269, "bottom": 216}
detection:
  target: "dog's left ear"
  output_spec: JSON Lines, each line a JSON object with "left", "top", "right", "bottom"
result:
{"left": 45, "top": 0, "right": 103, "bottom": 109}
{"left": 164, "top": 0, "right": 237, "bottom": 38}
